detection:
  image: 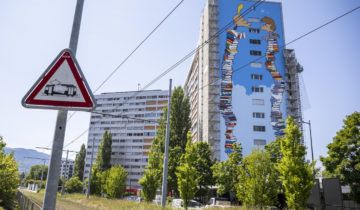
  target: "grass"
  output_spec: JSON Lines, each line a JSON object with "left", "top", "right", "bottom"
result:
{"left": 20, "top": 190, "right": 244, "bottom": 209}
{"left": 21, "top": 190, "right": 172, "bottom": 210}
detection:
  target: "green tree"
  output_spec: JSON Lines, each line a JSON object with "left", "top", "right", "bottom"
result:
{"left": 24, "top": 164, "right": 48, "bottom": 183}
{"left": 277, "top": 116, "right": 315, "bottom": 209}
{"left": 236, "top": 148, "right": 278, "bottom": 208}
{"left": 139, "top": 145, "right": 163, "bottom": 202}
{"left": 95, "top": 130, "right": 112, "bottom": 172}
{"left": 169, "top": 87, "right": 191, "bottom": 153}
{"left": 320, "top": 111, "right": 360, "bottom": 202}
{"left": 176, "top": 141, "right": 199, "bottom": 209}
{"left": 89, "top": 167, "right": 102, "bottom": 195}
{"left": 212, "top": 143, "right": 243, "bottom": 196}
{"left": 65, "top": 177, "right": 83, "bottom": 193}
{"left": 0, "top": 136, "right": 19, "bottom": 209}
{"left": 141, "top": 86, "right": 191, "bottom": 195}
{"left": 74, "top": 143, "right": 86, "bottom": 181}
{"left": 105, "top": 165, "right": 127, "bottom": 198}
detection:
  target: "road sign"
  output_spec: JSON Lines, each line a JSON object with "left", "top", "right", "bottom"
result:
{"left": 22, "top": 48, "right": 96, "bottom": 111}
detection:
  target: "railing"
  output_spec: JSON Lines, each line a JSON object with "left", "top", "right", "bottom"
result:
{"left": 16, "top": 190, "right": 42, "bottom": 210}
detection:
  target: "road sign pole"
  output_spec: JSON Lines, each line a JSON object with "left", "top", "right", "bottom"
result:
{"left": 86, "top": 139, "right": 95, "bottom": 199}
{"left": 42, "top": 110, "right": 68, "bottom": 209}
{"left": 161, "top": 79, "right": 172, "bottom": 208}
{"left": 42, "top": 0, "right": 84, "bottom": 209}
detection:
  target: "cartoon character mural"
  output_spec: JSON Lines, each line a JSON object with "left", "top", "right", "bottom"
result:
{"left": 220, "top": 4, "right": 251, "bottom": 154}
{"left": 260, "top": 16, "right": 286, "bottom": 136}
{"left": 219, "top": 4, "right": 285, "bottom": 155}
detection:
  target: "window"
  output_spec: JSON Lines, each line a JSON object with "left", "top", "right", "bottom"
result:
{"left": 252, "top": 86, "right": 264, "bottom": 93}
{"left": 249, "top": 28, "right": 260, "bottom": 33}
{"left": 253, "top": 125, "right": 266, "bottom": 132}
{"left": 254, "top": 139, "right": 266, "bottom": 146}
{"left": 250, "top": 50, "right": 261, "bottom": 56}
{"left": 253, "top": 112, "right": 265, "bottom": 118}
{"left": 250, "top": 63, "right": 262, "bottom": 68}
{"left": 252, "top": 99, "right": 264, "bottom": 105}
{"left": 251, "top": 74, "right": 263, "bottom": 80}
{"left": 250, "top": 39, "right": 261, "bottom": 45}
{"left": 248, "top": 17, "right": 260, "bottom": 22}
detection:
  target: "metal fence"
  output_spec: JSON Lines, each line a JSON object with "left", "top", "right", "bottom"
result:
{"left": 16, "top": 191, "right": 42, "bottom": 210}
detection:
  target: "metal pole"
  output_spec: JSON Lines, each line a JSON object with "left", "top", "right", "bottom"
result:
{"left": 42, "top": 110, "right": 68, "bottom": 210}
{"left": 42, "top": 0, "right": 84, "bottom": 209}
{"left": 161, "top": 79, "right": 172, "bottom": 208}
{"left": 61, "top": 150, "right": 69, "bottom": 195}
{"left": 86, "top": 139, "right": 95, "bottom": 199}
{"left": 308, "top": 120, "right": 314, "bottom": 163}
{"left": 39, "top": 160, "right": 45, "bottom": 191}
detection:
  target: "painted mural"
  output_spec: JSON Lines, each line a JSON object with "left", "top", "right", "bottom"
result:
{"left": 219, "top": 0, "right": 286, "bottom": 160}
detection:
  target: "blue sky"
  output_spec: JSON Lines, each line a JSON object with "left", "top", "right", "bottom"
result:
{"left": 1, "top": 0, "right": 359, "bottom": 164}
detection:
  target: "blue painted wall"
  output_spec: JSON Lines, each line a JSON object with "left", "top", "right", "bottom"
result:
{"left": 218, "top": 0, "right": 287, "bottom": 160}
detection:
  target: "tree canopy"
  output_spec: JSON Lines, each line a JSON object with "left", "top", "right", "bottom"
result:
{"left": 74, "top": 143, "right": 86, "bottom": 181}
{"left": 277, "top": 116, "right": 315, "bottom": 209}
{"left": 212, "top": 143, "right": 243, "bottom": 196}
{"left": 0, "top": 136, "right": 19, "bottom": 209}
{"left": 320, "top": 111, "right": 360, "bottom": 202}
{"left": 236, "top": 148, "right": 278, "bottom": 208}
{"left": 95, "top": 130, "right": 112, "bottom": 172}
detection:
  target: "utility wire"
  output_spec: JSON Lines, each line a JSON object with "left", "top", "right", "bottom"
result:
{"left": 66, "top": 0, "right": 185, "bottom": 122}
{"left": 199, "top": 4, "right": 360, "bottom": 91}
{"left": 63, "top": 0, "right": 265, "bottom": 149}
{"left": 63, "top": 4, "right": 360, "bottom": 149}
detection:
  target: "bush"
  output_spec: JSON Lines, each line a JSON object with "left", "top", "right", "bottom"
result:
{"left": 65, "top": 177, "right": 83, "bottom": 193}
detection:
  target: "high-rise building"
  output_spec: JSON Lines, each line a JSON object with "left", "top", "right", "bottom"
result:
{"left": 84, "top": 90, "right": 169, "bottom": 189}
{"left": 184, "top": 0, "right": 303, "bottom": 160}
{"left": 60, "top": 159, "right": 74, "bottom": 181}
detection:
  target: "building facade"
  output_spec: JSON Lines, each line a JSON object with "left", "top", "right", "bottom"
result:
{"left": 184, "top": 0, "right": 303, "bottom": 160}
{"left": 84, "top": 90, "right": 169, "bottom": 189}
{"left": 60, "top": 159, "right": 74, "bottom": 181}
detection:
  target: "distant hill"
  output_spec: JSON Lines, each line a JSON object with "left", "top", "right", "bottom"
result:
{"left": 4, "top": 147, "right": 50, "bottom": 173}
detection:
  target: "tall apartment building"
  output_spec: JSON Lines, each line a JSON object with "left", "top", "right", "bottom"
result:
{"left": 184, "top": 0, "right": 303, "bottom": 160}
{"left": 84, "top": 90, "right": 169, "bottom": 189}
{"left": 60, "top": 159, "right": 74, "bottom": 181}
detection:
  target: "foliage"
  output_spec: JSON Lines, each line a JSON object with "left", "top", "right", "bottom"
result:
{"left": 95, "top": 130, "right": 112, "bottom": 172}
{"left": 320, "top": 111, "right": 360, "bottom": 202}
{"left": 74, "top": 143, "right": 86, "bottom": 181}
{"left": 167, "top": 146, "right": 182, "bottom": 194}
{"left": 212, "top": 143, "right": 243, "bottom": 196}
{"left": 236, "top": 148, "right": 278, "bottom": 208}
{"left": 65, "top": 177, "right": 83, "bottom": 193}
{"left": 0, "top": 136, "right": 19, "bottom": 209}
{"left": 168, "top": 86, "right": 191, "bottom": 153}
{"left": 89, "top": 167, "right": 102, "bottom": 195}
{"left": 182, "top": 141, "right": 214, "bottom": 198}
{"left": 176, "top": 162, "right": 198, "bottom": 210}
{"left": 105, "top": 165, "right": 127, "bottom": 198}
{"left": 277, "top": 116, "right": 315, "bottom": 209}
{"left": 141, "top": 86, "right": 191, "bottom": 195}
{"left": 24, "top": 164, "right": 48, "bottom": 182}
{"left": 139, "top": 147, "right": 163, "bottom": 202}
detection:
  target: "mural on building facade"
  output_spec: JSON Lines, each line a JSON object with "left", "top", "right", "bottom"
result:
{"left": 219, "top": 1, "right": 286, "bottom": 156}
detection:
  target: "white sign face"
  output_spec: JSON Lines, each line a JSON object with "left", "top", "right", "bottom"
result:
{"left": 34, "top": 60, "right": 85, "bottom": 102}
{"left": 22, "top": 49, "right": 96, "bottom": 111}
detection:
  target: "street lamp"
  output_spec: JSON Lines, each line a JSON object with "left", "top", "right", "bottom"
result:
{"left": 301, "top": 120, "right": 314, "bottom": 163}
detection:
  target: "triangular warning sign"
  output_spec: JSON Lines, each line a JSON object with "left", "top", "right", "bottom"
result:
{"left": 22, "top": 48, "right": 96, "bottom": 111}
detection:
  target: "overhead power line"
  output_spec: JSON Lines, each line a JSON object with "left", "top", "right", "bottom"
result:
{"left": 62, "top": 0, "right": 265, "bottom": 149}
{"left": 66, "top": 0, "right": 185, "bottom": 122}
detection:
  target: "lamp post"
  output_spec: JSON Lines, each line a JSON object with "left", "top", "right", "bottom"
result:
{"left": 301, "top": 120, "right": 314, "bottom": 163}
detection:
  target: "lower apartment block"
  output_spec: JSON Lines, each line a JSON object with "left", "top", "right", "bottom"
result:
{"left": 83, "top": 90, "right": 169, "bottom": 189}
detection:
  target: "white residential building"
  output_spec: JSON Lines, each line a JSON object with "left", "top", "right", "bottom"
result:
{"left": 84, "top": 90, "right": 169, "bottom": 189}
{"left": 60, "top": 159, "right": 75, "bottom": 181}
